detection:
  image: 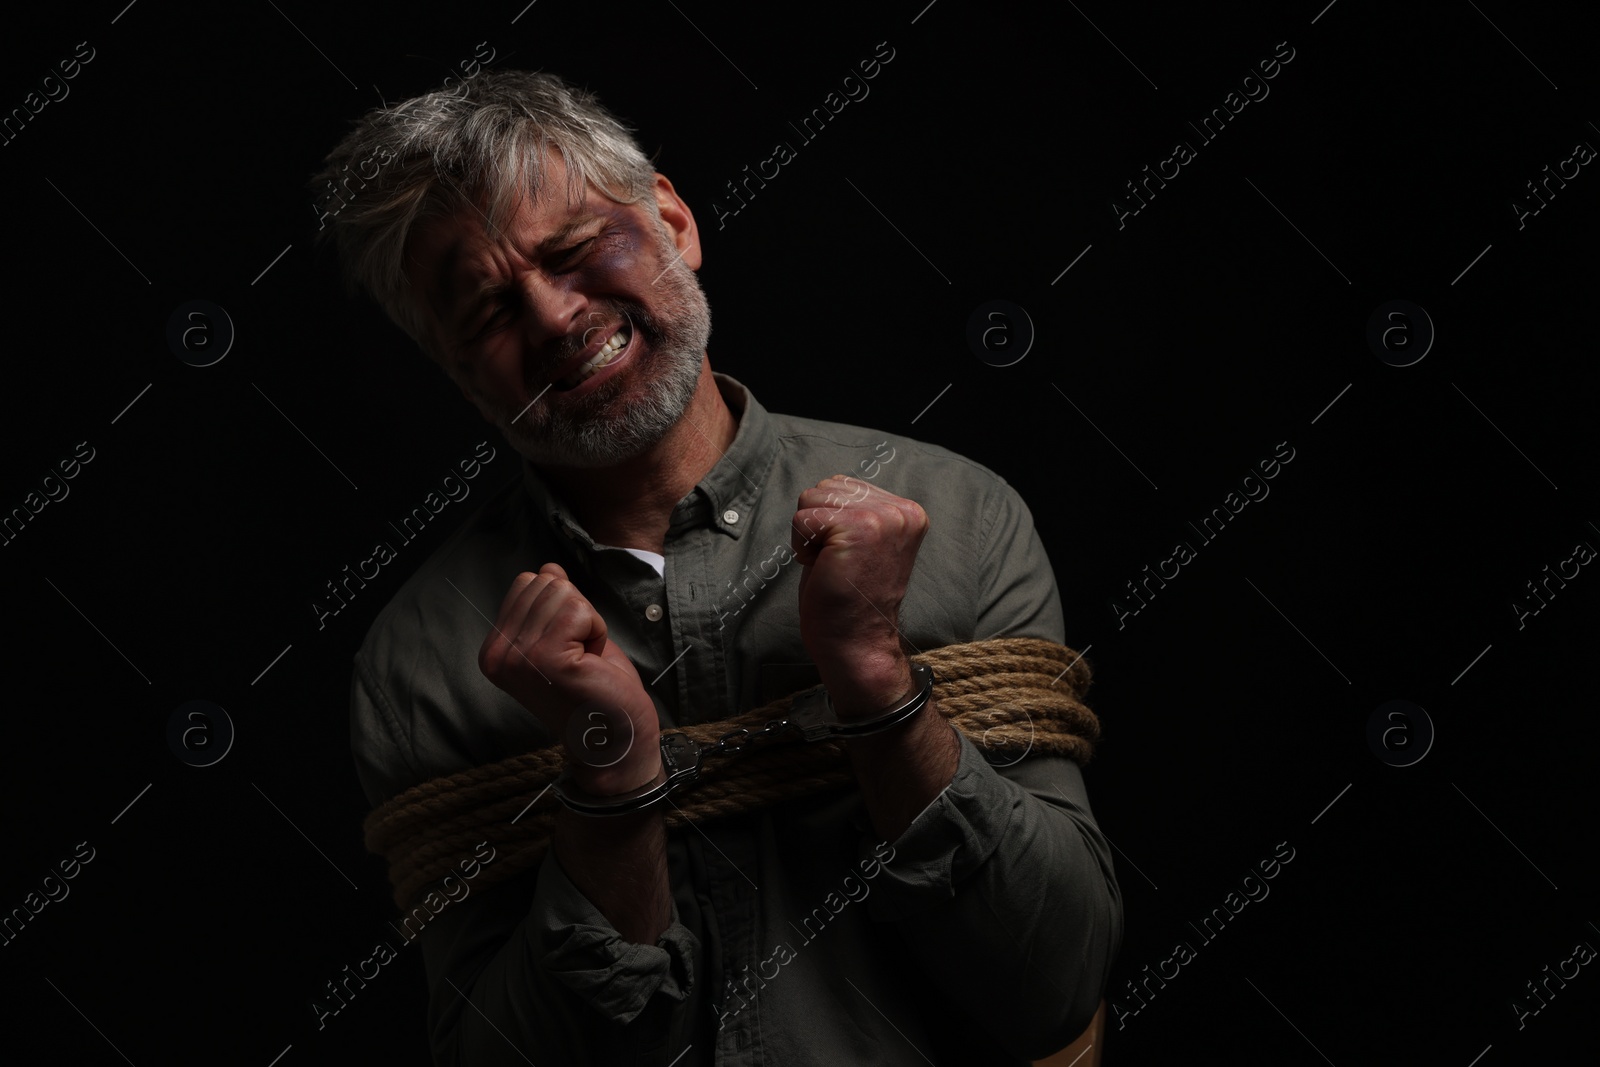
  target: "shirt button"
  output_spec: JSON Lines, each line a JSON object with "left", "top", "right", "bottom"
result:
{"left": 644, "top": 604, "right": 664, "bottom": 622}
{"left": 722, "top": 508, "right": 740, "bottom": 524}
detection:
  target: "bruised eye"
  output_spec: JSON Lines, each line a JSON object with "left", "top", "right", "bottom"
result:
{"left": 553, "top": 237, "right": 597, "bottom": 272}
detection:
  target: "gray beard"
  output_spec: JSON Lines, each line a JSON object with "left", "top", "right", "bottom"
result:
{"left": 479, "top": 250, "right": 712, "bottom": 468}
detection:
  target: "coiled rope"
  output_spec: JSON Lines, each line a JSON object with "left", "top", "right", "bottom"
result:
{"left": 364, "top": 637, "right": 1097, "bottom": 910}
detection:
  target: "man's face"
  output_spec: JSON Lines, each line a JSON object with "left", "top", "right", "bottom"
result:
{"left": 406, "top": 153, "right": 711, "bottom": 467}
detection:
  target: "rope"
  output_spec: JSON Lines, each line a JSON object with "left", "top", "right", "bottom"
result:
{"left": 363, "top": 637, "right": 1097, "bottom": 911}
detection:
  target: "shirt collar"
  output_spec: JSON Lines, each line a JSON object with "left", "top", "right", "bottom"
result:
{"left": 518, "top": 371, "right": 778, "bottom": 549}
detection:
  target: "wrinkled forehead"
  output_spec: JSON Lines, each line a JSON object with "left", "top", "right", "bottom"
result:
{"left": 407, "top": 167, "right": 606, "bottom": 321}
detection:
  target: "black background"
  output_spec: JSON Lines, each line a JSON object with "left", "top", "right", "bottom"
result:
{"left": 1, "top": 1, "right": 1596, "bottom": 1064}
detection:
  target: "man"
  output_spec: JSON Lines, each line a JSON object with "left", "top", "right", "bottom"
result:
{"left": 314, "top": 70, "right": 1121, "bottom": 1065}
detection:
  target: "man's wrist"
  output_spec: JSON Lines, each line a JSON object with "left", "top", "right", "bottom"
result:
{"left": 823, "top": 649, "right": 915, "bottom": 720}
{"left": 844, "top": 705, "right": 960, "bottom": 841}
{"left": 565, "top": 732, "right": 664, "bottom": 796}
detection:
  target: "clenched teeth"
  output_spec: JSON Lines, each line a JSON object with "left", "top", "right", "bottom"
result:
{"left": 555, "top": 323, "right": 631, "bottom": 390}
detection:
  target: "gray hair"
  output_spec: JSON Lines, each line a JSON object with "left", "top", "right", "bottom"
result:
{"left": 309, "top": 71, "right": 658, "bottom": 357}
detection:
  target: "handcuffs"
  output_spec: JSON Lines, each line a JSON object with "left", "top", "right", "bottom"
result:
{"left": 551, "top": 663, "right": 936, "bottom": 816}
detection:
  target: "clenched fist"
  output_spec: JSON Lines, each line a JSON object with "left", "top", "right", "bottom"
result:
{"left": 790, "top": 474, "right": 929, "bottom": 718}
{"left": 477, "top": 563, "right": 661, "bottom": 795}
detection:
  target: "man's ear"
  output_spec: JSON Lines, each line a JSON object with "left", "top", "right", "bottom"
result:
{"left": 651, "top": 173, "right": 702, "bottom": 271}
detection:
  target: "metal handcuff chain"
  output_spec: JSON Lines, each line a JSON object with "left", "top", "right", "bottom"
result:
{"left": 552, "top": 663, "right": 936, "bottom": 816}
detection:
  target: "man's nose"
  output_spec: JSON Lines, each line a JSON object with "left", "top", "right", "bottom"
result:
{"left": 517, "top": 274, "right": 588, "bottom": 352}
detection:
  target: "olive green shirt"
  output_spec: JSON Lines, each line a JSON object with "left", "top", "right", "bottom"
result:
{"left": 350, "top": 373, "right": 1123, "bottom": 1065}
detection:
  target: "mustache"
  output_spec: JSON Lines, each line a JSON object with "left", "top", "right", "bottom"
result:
{"left": 576, "top": 308, "right": 638, "bottom": 353}
{"left": 544, "top": 305, "right": 650, "bottom": 364}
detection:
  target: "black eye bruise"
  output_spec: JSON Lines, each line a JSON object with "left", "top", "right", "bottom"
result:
{"left": 556, "top": 237, "right": 598, "bottom": 271}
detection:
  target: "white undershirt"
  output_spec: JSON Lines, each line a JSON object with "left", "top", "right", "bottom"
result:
{"left": 619, "top": 547, "right": 666, "bottom": 579}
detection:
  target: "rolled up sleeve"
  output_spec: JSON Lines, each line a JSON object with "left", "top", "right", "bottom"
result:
{"left": 863, "top": 732, "right": 1123, "bottom": 1059}
{"left": 532, "top": 849, "right": 697, "bottom": 1022}
{"left": 417, "top": 851, "right": 701, "bottom": 1067}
